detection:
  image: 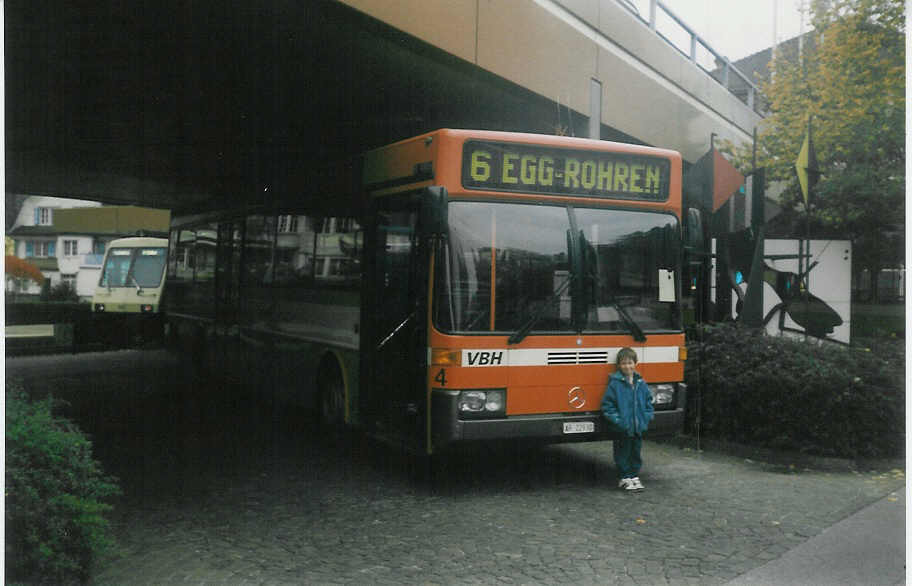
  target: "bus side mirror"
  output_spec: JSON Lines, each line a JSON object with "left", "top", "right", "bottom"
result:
{"left": 421, "top": 186, "right": 448, "bottom": 237}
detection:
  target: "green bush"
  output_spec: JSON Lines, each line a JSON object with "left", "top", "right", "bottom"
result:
{"left": 6, "top": 385, "right": 121, "bottom": 584}
{"left": 684, "top": 323, "right": 904, "bottom": 459}
{"left": 46, "top": 281, "right": 80, "bottom": 303}
{"left": 852, "top": 304, "right": 905, "bottom": 338}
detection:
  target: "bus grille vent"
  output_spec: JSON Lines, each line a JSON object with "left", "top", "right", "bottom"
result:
{"left": 547, "top": 352, "right": 577, "bottom": 364}
{"left": 578, "top": 351, "right": 609, "bottom": 363}
{"left": 547, "top": 351, "right": 609, "bottom": 365}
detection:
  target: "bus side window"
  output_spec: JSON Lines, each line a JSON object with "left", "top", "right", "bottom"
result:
{"left": 244, "top": 215, "right": 277, "bottom": 285}
{"left": 194, "top": 224, "right": 217, "bottom": 284}
{"left": 216, "top": 221, "right": 242, "bottom": 306}
{"left": 174, "top": 229, "right": 197, "bottom": 281}
{"left": 314, "top": 215, "right": 362, "bottom": 290}
{"left": 274, "top": 213, "right": 313, "bottom": 286}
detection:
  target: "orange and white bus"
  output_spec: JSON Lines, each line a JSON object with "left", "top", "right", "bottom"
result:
{"left": 165, "top": 129, "right": 691, "bottom": 454}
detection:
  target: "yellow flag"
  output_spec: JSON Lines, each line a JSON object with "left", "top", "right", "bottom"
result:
{"left": 794, "top": 119, "right": 820, "bottom": 204}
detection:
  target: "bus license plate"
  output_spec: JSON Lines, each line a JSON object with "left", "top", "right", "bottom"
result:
{"left": 563, "top": 421, "right": 594, "bottom": 434}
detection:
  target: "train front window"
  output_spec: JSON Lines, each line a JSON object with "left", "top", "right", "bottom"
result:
{"left": 434, "top": 202, "right": 680, "bottom": 334}
{"left": 131, "top": 248, "right": 168, "bottom": 287}
{"left": 99, "top": 247, "right": 167, "bottom": 288}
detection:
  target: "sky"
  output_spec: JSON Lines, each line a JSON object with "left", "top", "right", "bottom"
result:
{"left": 638, "top": 0, "right": 810, "bottom": 62}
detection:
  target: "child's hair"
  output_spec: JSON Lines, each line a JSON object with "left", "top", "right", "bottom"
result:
{"left": 616, "top": 347, "right": 638, "bottom": 366}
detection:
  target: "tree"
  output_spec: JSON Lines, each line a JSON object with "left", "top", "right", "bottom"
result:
{"left": 5, "top": 255, "right": 46, "bottom": 297}
{"left": 722, "top": 0, "right": 904, "bottom": 301}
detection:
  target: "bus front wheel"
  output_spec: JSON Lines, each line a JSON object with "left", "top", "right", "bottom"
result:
{"left": 317, "top": 361, "right": 345, "bottom": 426}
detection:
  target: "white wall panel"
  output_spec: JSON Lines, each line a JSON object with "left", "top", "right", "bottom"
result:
{"left": 339, "top": 0, "right": 478, "bottom": 63}
{"left": 477, "top": 0, "right": 597, "bottom": 120}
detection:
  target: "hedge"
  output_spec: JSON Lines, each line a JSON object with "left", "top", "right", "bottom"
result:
{"left": 684, "top": 323, "right": 904, "bottom": 459}
{"left": 6, "top": 384, "right": 121, "bottom": 584}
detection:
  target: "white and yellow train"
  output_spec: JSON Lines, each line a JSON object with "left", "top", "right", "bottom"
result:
{"left": 92, "top": 236, "right": 168, "bottom": 344}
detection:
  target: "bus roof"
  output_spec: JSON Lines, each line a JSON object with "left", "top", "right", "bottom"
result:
{"left": 363, "top": 129, "right": 683, "bottom": 207}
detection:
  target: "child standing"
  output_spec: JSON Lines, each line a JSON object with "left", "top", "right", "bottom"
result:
{"left": 601, "top": 347, "right": 654, "bottom": 491}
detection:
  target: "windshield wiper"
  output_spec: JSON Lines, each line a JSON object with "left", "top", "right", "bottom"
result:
{"left": 507, "top": 273, "right": 574, "bottom": 345}
{"left": 130, "top": 275, "right": 144, "bottom": 295}
{"left": 611, "top": 299, "right": 646, "bottom": 342}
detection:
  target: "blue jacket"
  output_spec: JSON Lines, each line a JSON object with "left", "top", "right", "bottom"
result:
{"left": 601, "top": 370, "right": 654, "bottom": 437}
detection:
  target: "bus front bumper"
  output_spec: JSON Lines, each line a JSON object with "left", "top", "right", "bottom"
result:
{"left": 431, "top": 389, "right": 685, "bottom": 451}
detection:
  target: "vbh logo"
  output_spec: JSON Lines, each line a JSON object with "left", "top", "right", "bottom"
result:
{"left": 465, "top": 351, "right": 505, "bottom": 366}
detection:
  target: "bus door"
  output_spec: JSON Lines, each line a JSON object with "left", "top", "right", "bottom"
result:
{"left": 363, "top": 194, "right": 427, "bottom": 447}
{"left": 214, "top": 220, "right": 243, "bottom": 379}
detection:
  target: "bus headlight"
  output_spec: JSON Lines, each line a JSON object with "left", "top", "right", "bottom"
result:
{"left": 457, "top": 389, "right": 506, "bottom": 419}
{"left": 649, "top": 384, "right": 675, "bottom": 410}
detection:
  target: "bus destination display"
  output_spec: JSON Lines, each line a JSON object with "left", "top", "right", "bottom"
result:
{"left": 462, "top": 141, "right": 670, "bottom": 201}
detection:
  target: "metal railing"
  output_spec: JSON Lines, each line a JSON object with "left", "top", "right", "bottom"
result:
{"left": 618, "top": 0, "right": 763, "bottom": 113}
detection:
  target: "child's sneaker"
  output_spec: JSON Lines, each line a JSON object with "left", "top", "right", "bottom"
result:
{"left": 629, "top": 477, "right": 644, "bottom": 490}
{"left": 618, "top": 478, "right": 638, "bottom": 491}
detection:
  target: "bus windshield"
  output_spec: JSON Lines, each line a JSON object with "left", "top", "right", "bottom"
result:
{"left": 100, "top": 247, "right": 168, "bottom": 288}
{"left": 434, "top": 201, "right": 680, "bottom": 335}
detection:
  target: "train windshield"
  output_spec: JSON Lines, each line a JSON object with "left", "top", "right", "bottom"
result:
{"left": 100, "top": 247, "right": 168, "bottom": 288}
{"left": 433, "top": 201, "right": 680, "bottom": 335}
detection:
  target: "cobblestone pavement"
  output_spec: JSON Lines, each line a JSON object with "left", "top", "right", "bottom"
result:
{"left": 89, "top": 426, "right": 903, "bottom": 585}
{"left": 7, "top": 352, "right": 904, "bottom": 585}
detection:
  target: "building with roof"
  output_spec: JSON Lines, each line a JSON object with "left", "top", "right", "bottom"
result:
{"left": 712, "top": 32, "right": 817, "bottom": 116}
{"left": 7, "top": 196, "right": 169, "bottom": 299}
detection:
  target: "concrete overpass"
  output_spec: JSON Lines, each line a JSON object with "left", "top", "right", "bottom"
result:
{"left": 6, "top": 0, "right": 762, "bottom": 213}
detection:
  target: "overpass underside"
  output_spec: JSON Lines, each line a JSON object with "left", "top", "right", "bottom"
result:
{"left": 6, "top": 0, "right": 759, "bottom": 213}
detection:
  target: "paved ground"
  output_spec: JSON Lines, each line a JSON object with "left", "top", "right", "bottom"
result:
{"left": 87, "top": 434, "right": 903, "bottom": 585}
{"left": 7, "top": 351, "right": 905, "bottom": 585}
{"left": 726, "top": 485, "right": 905, "bottom": 586}
{"left": 89, "top": 434, "right": 904, "bottom": 585}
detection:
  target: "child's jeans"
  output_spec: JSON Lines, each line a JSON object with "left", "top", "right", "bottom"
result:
{"left": 613, "top": 436, "right": 643, "bottom": 479}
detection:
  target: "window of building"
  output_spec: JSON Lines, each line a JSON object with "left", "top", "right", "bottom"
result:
{"left": 337, "top": 218, "right": 356, "bottom": 233}
{"left": 61, "top": 273, "right": 76, "bottom": 288}
{"left": 314, "top": 216, "right": 357, "bottom": 235}
{"left": 26, "top": 240, "right": 54, "bottom": 257}
{"left": 278, "top": 214, "right": 299, "bottom": 233}
{"left": 64, "top": 240, "right": 79, "bottom": 256}
{"left": 34, "top": 207, "right": 52, "bottom": 226}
